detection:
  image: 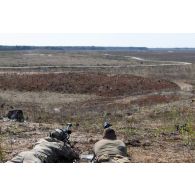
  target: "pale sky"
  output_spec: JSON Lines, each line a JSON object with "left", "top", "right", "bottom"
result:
{"left": 0, "top": 33, "right": 195, "bottom": 48}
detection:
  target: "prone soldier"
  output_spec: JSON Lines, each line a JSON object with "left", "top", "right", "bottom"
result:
{"left": 93, "top": 123, "right": 130, "bottom": 163}
{"left": 8, "top": 123, "right": 79, "bottom": 163}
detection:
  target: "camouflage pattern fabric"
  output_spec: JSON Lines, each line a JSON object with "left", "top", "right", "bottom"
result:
{"left": 93, "top": 139, "right": 130, "bottom": 163}
{"left": 97, "top": 154, "right": 130, "bottom": 163}
{"left": 8, "top": 132, "right": 79, "bottom": 163}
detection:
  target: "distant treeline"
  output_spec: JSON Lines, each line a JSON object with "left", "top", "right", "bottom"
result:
{"left": 0, "top": 45, "right": 195, "bottom": 51}
{"left": 0, "top": 46, "right": 148, "bottom": 51}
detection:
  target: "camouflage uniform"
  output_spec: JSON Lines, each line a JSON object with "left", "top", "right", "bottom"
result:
{"left": 93, "top": 129, "right": 130, "bottom": 163}
{"left": 8, "top": 130, "right": 79, "bottom": 163}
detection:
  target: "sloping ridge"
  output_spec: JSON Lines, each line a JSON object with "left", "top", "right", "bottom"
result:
{"left": 0, "top": 72, "right": 179, "bottom": 96}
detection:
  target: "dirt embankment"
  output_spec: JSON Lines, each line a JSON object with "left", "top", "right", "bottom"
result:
{"left": 173, "top": 81, "right": 193, "bottom": 92}
{"left": 0, "top": 72, "right": 179, "bottom": 97}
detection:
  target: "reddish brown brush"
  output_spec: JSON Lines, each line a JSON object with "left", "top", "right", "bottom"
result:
{"left": 0, "top": 72, "right": 179, "bottom": 97}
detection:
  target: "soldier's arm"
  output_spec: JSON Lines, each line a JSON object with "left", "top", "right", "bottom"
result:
{"left": 57, "top": 143, "right": 79, "bottom": 162}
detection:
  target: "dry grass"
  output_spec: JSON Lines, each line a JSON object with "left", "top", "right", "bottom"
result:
{"left": 0, "top": 90, "right": 96, "bottom": 105}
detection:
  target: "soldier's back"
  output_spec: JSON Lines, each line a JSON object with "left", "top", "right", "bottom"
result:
{"left": 94, "top": 139, "right": 127, "bottom": 158}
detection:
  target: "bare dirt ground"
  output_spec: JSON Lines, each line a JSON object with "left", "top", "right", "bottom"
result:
{"left": 0, "top": 50, "right": 195, "bottom": 162}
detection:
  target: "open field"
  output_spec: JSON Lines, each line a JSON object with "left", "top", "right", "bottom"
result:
{"left": 0, "top": 49, "right": 195, "bottom": 162}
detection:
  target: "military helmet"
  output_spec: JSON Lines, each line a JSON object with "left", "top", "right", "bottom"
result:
{"left": 103, "top": 128, "right": 117, "bottom": 140}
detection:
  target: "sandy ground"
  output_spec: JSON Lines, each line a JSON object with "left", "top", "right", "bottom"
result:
{"left": 173, "top": 81, "right": 193, "bottom": 92}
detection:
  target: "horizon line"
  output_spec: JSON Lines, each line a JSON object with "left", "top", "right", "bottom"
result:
{"left": 1, "top": 45, "right": 195, "bottom": 49}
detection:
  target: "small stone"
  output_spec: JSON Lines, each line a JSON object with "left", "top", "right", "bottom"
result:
{"left": 142, "top": 140, "right": 151, "bottom": 147}
{"left": 88, "top": 138, "right": 94, "bottom": 143}
{"left": 127, "top": 139, "right": 141, "bottom": 147}
{"left": 126, "top": 112, "right": 133, "bottom": 116}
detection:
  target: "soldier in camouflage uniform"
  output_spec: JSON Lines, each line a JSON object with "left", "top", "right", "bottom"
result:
{"left": 93, "top": 128, "right": 130, "bottom": 163}
{"left": 8, "top": 128, "right": 79, "bottom": 163}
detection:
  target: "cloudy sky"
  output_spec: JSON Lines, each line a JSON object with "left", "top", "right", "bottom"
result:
{"left": 0, "top": 33, "right": 195, "bottom": 48}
